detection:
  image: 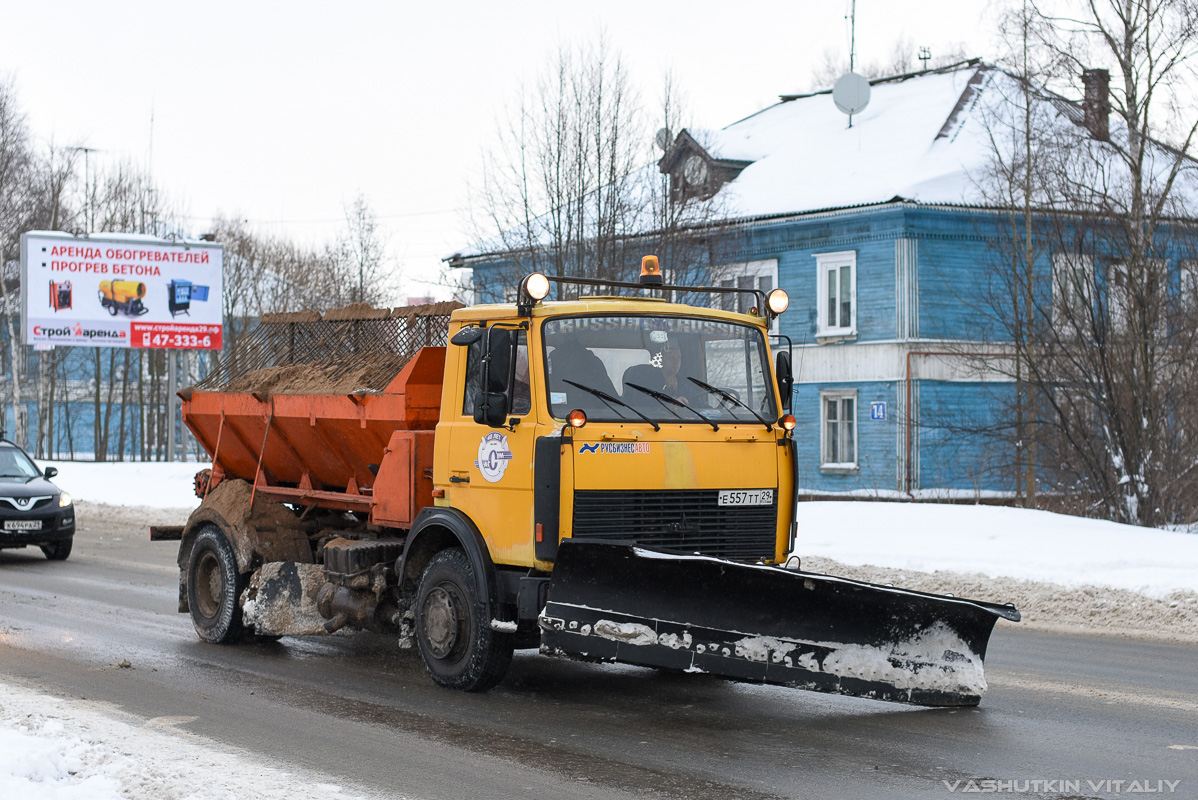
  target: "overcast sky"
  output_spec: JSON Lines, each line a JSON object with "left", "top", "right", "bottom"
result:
{"left": 3, "top": 0, "right": 996, "bottom": 302}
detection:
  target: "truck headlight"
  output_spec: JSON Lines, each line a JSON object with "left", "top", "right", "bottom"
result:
{"left": 58, "top": 493, "right": 72, "bottom": 507}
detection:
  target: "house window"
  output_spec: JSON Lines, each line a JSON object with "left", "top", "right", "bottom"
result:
{"left": 815, "top": 251, "right": 856, "bottom": 337}
{"left": 1106, "top": 260, "right": 1167, "bottom": 339}
{"left": 713, "top": 260, "right": 779, "bottom": 333}
{"left": 820, "top": 390, "right": 857, "bottom": 470}
{"left": 1181, "top": 262, "right": 1198, "bottom": 301}
{"left": 1052, "top": 253, "right": 1094, "bottom": 327}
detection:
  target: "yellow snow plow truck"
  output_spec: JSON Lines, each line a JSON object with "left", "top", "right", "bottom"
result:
{"left": 155, "top": 257, "right": 1019, "bottom": 706}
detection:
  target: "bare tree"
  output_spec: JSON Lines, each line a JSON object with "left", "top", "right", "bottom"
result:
{"left": 0, "top": 76, "right": 36, "bottom": 447}
{"left": 972, "top": 0, "right": 1198, "bottom": 525}
{"left": 468, "top": 36, "right": 739, "bottom": 301}
{"left": 809, "top": 37, "right": 972, "bottom": 89}
{"left": 333, "top": 192, "right": 390, "bottom": 305}
{"left": 471, "top": 34, "right": 646, "bottom": 297}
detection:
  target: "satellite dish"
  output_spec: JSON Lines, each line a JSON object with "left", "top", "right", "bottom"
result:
{"left": 654, "top": 127, "right": 672, "bottom": 151}
{"left": 833, "top": 72, "right": 871, "bottom": 115}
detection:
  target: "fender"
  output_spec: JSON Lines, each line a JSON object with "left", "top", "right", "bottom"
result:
{"left": 400, "top": 507, "right": 501, "bottom": 613}
{"left": 176, "top": 479, "right": 313, "bottom": 612}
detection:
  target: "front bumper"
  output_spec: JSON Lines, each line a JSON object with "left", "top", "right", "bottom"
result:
{"left": 0, "top": 506, "right": 75, "bottom": 547}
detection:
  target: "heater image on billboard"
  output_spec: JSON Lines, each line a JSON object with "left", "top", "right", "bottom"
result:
{"left": 48, "top": 281, "right": 72, "bottom": 311}
{"left": 99, "top": 280, "right": 149, "bottom": 316}
{"left": 167, "top": 279, "right": 210, "bottom": 318}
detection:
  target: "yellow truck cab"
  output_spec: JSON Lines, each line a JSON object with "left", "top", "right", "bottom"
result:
{"left": 434, "top": 290, "right": 798, "bottom": 574}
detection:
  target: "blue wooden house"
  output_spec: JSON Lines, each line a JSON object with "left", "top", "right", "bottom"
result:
{"left": 450, "top": 60, "right": 1197, "bottom": 497}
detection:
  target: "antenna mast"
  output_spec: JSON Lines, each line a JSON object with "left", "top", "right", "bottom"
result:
{"left": 849, "top": 0, "right": 857, "bottom": 74}
{"left": 833, "top": 0, "right": 871, "bottom": 128}
{"left": 848, "top": 0, "right": 857, "bottom": 127}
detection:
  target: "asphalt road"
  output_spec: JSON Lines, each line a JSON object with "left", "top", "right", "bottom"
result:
{"left": 0, "top": 506, "right": 1195, "bottom": 800}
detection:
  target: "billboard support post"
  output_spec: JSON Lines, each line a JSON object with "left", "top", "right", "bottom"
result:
{"left": 167, "top": 352, "right": 177, "bottom": 462}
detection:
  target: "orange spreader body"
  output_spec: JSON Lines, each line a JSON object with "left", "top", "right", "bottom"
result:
{"left": 182, "top": 347, "right": 445, "bottom": 527}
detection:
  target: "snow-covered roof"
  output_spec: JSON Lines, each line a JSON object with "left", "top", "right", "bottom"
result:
{"left": 712, "top": 63, "right": 991, "bottom": 215}
{"left": 702, "top": 59, "right": 1198, "bottom": 219}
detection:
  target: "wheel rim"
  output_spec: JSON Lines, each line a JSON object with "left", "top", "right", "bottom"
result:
{"left": 194, "top": 550, "right": 224, "bottom": 620}
{"left": 422, "top": 583, "right": 468, "bottom": 660}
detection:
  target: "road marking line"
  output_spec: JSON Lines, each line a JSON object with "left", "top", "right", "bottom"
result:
{"left": 990, "top": 672, "right": 1198, "bottom": 713}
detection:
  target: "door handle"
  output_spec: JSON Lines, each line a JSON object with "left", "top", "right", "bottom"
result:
{"left": 449, "top": 475, "right": 470, "bottom": 484}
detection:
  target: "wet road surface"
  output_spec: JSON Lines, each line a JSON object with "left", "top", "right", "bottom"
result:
{"left": 0, "top": 507, "right": 1195, "bottom": 799}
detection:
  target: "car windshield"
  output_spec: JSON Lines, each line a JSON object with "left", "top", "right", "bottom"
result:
{"left": 0, "top": 447, "right": 41, "bottom": 479}
{"left": 542, "top": 315, "right": 777, "bottom": 424}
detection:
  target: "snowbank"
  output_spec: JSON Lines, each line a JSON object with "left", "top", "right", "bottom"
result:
{"left": 0, "top": 681, "right": 382, "bottom": 800}
{"left": 794, "top": 501, "right": 1198, "bottom": 597}
{"left": 40, "top": 460, "right": 202, "bottom": 510}
{"left": 31, "top": 460, "right": 1198, "bottom": 598}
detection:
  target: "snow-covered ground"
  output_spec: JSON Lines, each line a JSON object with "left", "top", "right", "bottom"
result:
{"left": 43, "top": 460, "right": 203, "bottom": 511}
{"left": 38, "top": 459, "right": 1198, "bottom": 596}
{"left": 794, "top": 501, "right": 1198, "bottom": 598}
{"left": 0, "top": 681, "right": 384, "bottom": 800}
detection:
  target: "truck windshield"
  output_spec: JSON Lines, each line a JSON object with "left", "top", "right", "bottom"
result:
{"left": 542, "top": 315, "right": 777, "bottom": 424}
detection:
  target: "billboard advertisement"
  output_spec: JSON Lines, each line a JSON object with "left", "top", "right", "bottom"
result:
{"left": 20, "top": 231, "right": 223, "bottom": 350}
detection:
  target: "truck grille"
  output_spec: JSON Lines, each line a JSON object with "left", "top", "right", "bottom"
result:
{"left": 571, "top": 490, "right": 777, "bottom": 562}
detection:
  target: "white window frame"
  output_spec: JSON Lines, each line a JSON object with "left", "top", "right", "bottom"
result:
{"left": 711, "top": 260, "right": 779, "bottom": 334}
{"left": 820, "top": 389, "right": 858, "bottom": 471}
{"left": 815, "top": 251, "right": 856, "bottom": 338}
{"left": 1108, "top": 259, "right": 1167, "bottom": 339}
{"left": 1051, "top": 253, "right": 1094, "bottom": 328}
{"left": 1181, "top": 261, "right": 1198, "bottom": 307}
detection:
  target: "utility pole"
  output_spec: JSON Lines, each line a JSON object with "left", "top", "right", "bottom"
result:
{"left": 66, "top": 146, "right": 100, "bottom": 232}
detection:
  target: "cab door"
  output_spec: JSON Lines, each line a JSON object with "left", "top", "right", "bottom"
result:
{"left": 442, "top": 327, "right": 539, "bottom": 568}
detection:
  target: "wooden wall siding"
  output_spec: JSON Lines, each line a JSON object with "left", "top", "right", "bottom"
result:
{"left": 914, "top": 380, "right": 1014, "bottom": 492}
{"left": 903, "top": 207, "right": 1018, "bottom": 343}
{"left": 895, "top": 237, "right": 919, "bottom": 340}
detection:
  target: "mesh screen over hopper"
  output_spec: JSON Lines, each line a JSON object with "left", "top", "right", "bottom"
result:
{"left": 196, "top": 301, "right": 463, "bottom": 394}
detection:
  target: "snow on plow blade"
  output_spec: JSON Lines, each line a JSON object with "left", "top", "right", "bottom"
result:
{"left": 538, "top": 541, "right": 1020, "bottom": 707}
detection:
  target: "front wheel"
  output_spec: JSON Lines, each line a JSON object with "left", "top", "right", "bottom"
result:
{"left": 415, "top": 549, "right": 512, "bottom": 692}
{"left": 40, "top": 539, "right": 72, "bottom": 560}
{"left": 186, "top": 526, "right": 248, "bottom": 643}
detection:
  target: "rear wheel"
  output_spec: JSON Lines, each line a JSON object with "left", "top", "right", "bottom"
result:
{"left": 415, "top": 549, "right": 512, "bottom": 692}
{"left": 187, "top": 526, "right": 247, "bottom": 643}
{"left": 40, "top": 539, "right": 72, "bottom": 561}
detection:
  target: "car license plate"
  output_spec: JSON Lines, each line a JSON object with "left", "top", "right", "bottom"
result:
{"left": 4, "top": 519, "right": 42, "bottom": 531}
{"left": 718, "top": 489, "right": 774, "bottom": 507}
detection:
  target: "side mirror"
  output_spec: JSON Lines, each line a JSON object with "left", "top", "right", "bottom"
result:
{"left": 486, "top": 329, "right": 516, "bottom": 393}
{"left": 474, "top": 392, "right": 509, "bottom": 426}
{"left": 451, "top": 326, "right": 485, "bottom": 346}
{"left": 473, "top": 327, "right": 517, "bottom": 427}
{"left": 44, "top": 466, "right": 58, "bottom": 480}
{"left": 775, "top": 351, "right": 794, "bottom": 412}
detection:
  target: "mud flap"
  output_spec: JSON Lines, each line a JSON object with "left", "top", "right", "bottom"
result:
{"left": 538, "top": 541, "right": 1020, "bottom": 707}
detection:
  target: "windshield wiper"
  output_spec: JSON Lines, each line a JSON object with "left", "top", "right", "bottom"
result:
{"left": 625, "top": 383, "right": 719, "bottom": 431}
{"left": 562, "top": 379, "right": 660, "bottom": 432}
{"left": 687, "top": 377, "right": 774, "bottom": 431}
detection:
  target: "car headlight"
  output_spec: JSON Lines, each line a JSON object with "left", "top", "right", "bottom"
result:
{"left": 58, "top": 493, "right": 72, "bottom": 507}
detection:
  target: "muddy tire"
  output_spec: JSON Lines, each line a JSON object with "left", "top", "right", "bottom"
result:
{"left": 40, "top": 539, "right": 72, "bottom": 561}
{"left": 187, "top": 526, "right": 248, "bottom": 644}
{"left": 415, "top": 549, "right": 512, "bottom": 692}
